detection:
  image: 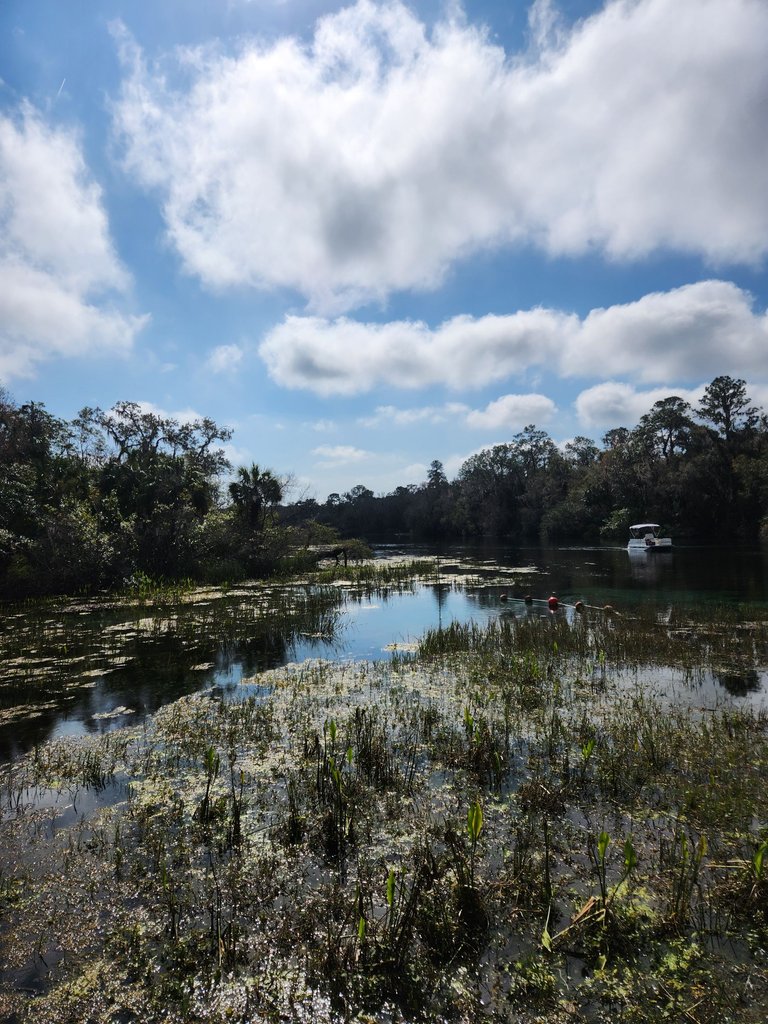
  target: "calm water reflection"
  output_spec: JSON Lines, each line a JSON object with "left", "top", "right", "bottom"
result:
{"left": 438, "top": 540, "right": 768, "bottom": 607}
{"left": 1, "top": 542, "right": 766, "bottom": 763}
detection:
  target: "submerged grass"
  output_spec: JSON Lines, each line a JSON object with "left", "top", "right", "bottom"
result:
{"left": 0, "top": 582, "right": 344, "bottom": 735}
{"left": 0, "top": 589, "right": 767, "bottom": 1023}
{"left": 0, "top": 560, "right": 436, "bottom": 720}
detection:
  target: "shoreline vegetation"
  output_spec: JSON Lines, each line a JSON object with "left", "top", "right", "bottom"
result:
{"left": 1, "top": 561, "right": 767, "bottom": 1023}
{"left": 1, "top": 374, "right": 767, "bottom": 601}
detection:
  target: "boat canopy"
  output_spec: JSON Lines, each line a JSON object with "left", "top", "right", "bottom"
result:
{"left": 629, "top": 523, "right": 660, "bottom": 530}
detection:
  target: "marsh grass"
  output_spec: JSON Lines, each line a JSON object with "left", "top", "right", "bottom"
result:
{"left": 309, "top": 558, "right": 437, "bottom": 591}
{"left": 0, "top": 593, "right": 767, "bottom": 1022}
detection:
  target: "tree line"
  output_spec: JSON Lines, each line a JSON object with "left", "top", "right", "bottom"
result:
{"left": 294, "top": 376, "right": 768, "bottom": 545}
{"left": 0, "top": 393, "right": 289, "bottom": 596}
{"left": 0, "top": 375, "right": 765, "bottom": 597}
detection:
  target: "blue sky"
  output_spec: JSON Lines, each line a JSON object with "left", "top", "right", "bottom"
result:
{"left": 2, "top": 0, "right": 767, "bottom": 499}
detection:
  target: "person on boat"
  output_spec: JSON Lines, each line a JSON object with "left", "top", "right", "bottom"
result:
{"left": 548, "top": 594, "right": 559, "bottom": 611}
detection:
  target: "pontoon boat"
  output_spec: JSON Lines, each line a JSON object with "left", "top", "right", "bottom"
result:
{"left": 627, "top": 523, "right": 672, "bottom": 551}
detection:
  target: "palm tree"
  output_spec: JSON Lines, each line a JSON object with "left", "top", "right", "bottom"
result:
{"left": 228, "top": 464, "right": 283, "bottom": 532}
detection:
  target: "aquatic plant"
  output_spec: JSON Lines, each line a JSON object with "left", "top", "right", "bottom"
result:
{"left": 1, "top": 585, "right": 768, "bottom": 1023}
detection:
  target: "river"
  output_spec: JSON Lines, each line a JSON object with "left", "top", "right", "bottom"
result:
{"left": 1, "top": 541, "right": 767, "bottom": 763}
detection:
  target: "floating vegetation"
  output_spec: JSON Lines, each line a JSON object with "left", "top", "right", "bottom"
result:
{"left": 0, "top": 581, "right": 346, "bottom": 758}
{"left": 91, "top": 705, "right": 135, "bottom": 721}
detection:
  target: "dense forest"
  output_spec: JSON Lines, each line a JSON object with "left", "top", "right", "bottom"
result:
{"left": 292, "top": 375, "right": 768, "bottom": 546}
{"left": 1, "top": 376, "right": 766, "bottom": 597}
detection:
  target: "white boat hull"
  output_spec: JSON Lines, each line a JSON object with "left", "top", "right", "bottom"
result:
{"left": 627, "top": 537, "right": 672, "bottom": 551}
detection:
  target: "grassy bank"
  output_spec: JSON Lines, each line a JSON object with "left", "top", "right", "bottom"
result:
{"left": 1, "top": 600, "right": 767, "bottom": 1023}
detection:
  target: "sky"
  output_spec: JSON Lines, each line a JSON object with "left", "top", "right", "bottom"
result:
{"left": 2, "top": 0, "right": 767, "bottom": 500}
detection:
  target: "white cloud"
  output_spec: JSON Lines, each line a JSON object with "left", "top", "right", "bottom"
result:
{"left": 360, "top": 395, "right": 556, "bottom": 431}
{"left": 563, "top": 280, "right": 768, "bottom": 383}
{"left": 400, "top": 462, "right": 427, "bottom": 482}
{"left": 0, "top": 262, "right": 142, "bottom": 379}
{"left": 1, "top": 105, "right": 126, "bottom": 293}
{"left": 0, "top": 104, "right": 147, "bottom": 379}
{"left": 205, "top": 343, "right": 244, "bottom": 373}
{"left": 114, "top": 0, "right": 768, "bottom": 309}
{"left": 313, "top": 444, "right": 370, "bottom": 465}
{"left": 260, "top": 310, "right": 568, "bottom": 395}
{"left": 220, "top": 442, "right": 254, "bottom": 469}
{"left": 576, "top": 377, "right": 768, "bottom": 429}
{"left": 574, "top": 382, "right": 706, "bottom": 429}
{"left": 359, "top": 402, "right": 469, "bottom": 427}
{"left": 311, "top": 418, "right": 338, "bottom": 432}
{"left": 260, "top": 280, "right": 768, "bottom": 395}
{"left": 466, "top": 393, "right": 557, "bottom": 430}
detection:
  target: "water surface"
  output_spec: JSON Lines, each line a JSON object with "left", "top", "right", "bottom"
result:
{"left": 1, "top": 542, "right": 766, "bottom": 763}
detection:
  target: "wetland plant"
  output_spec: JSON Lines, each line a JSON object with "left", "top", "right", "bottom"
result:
{"left": 467, "top": 799, "right": 484, "bottom": 889}
{"left": 309, "top": 719, "right": 356, "bottom": 870}
{"left": 441, "top": 803, "right": 488, "bottom": 939}
{"left": 2, "top": 591, "right": 768, "bottom": 1023}
{"left": 664, "top": 828, "right": 708, "bottom": 933}
{"left": 196, "top": 745, "right": 220, "bottom": 827}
